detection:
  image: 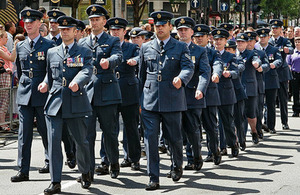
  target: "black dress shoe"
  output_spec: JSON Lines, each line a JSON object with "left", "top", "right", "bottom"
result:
{"left": 213, "top": 150, "right": 222, "bottom": 165}
{"left": 282, "top": 124, "right": 289, "bottom": 130}
{"left": 120, "top": 159, "right": 131, "bottom": 167}
{"left": 252, "top": 133, "right": 259, "bottom": 144}
{"left": 77, "top": 172, "right": 94, "bottom": 183}
{"left": 184, "top": 162, "right": 194, "bottom": 170}
{"left": 292, "top": 112, "right": 299, "bottom": 117}
{"left": 171, "top": 167, "right": 183, "bottom": 182}
{"left": 166, "top": 171, "right": 171, "bottom": 178}
{"left": 131, "top": 162, "right": 140, "bottom": 171}
{"left": 204, "top": 155, "right": 213, "bottom": 162}
{"left": 145, "top": 181, "right": 160, "bottom": 191}
{"left": 81, "top": 173, "right": 91, "bottom": 189}
{"left": 39, "top": 164, "right": 49, "bottom": 174}
{"left": 95, "top": 162, "right": 109, "bottom": 175}
{"left": 44, "top": 183, "right": 61, "bottom": 195}
{"left": 257, "top": 130, "right": 264, "bottom": 139}
{"left": 220, "top": 148, "right": 227, "bottom": 156}
{"left": 262, "top": 124, "right": 270, "bottom": 132}
{"left": 240, "top": 141, "right": 246, "bottom": 151}
{"left": 270, "top": 129, "right": 277, "bottom": 134}
{"left": 11, "top": 172, "right": 29, "bottom": 182}
{"left": 66, "top": 154, "right": 76, "bottom": 169}
{"left": 110, "top": 163, "right": 120, "bottom": 179}
{"left": 193, "top": 157, "right": 203, "bottom": 171}
{"left": 158, "top": 145, "right": 167, "bottom": 153}
{"left": 231, "top": 144, "right": 239, "bottom": 157}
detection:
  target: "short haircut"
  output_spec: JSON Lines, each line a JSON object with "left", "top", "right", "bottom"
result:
{"left": 5, "top": 21, "right": 14, "bottom": 31}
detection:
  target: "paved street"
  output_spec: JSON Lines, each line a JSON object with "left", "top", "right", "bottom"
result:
{"left": 1, "top": 103, "right": 300, "bottom": 195}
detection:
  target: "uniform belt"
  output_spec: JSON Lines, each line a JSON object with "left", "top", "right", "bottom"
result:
{"left": 115, "top": 72, "right": 135, "bottom": 79}
{"left": 93, "top": 67, "right": 114, "bottom": 75}
{"left": 22, "top": 70, "right": 46, "bottom": 78}
{"left": 146, "top": 74, "right": 164, "bottom": 82}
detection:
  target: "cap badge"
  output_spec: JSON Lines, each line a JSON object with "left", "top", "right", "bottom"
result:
{"left": 180, "top": 18, "right": 185, "bottom": 24}
{"left": 115, "top": 19, "right": 119, "bottom": 24}
{"left": 157, "top": 13, "right": 161, "bottom": 19}
{"left": 217, "top": 30, "right": 221, "bottom": 34}
{"left": 241, "top": 35, "right": 244, "bottom": 39}
{"left": 197, "top": 27, "right": 201, "bottom": 31}
{"left": 226, "top": 43, "right": 229, "bottom": 47}
{"left": 53, "top": 12, "right": 57, "bottom": 17}
{"left": 133, "top": 30, "right": 136, "bottom": 35}
{"left": 224, "top": 24, "right": 227, "bottom": 28}
{"left": 248, "top": 33, "right": 251, "bottom": 37}
{"left": 26, "top": 11, "right": 30, "bottom": 16}
{"left": 91, "top": 6, "right": 96, "bottom": 12}
{"left": 274, "top": 21, "right": 278, "bottom": 24}
{"left": 175, "top": 35, "right": 179, "bottom": 39}
{"left": 62, "top": 19, "right": 68, "bottom": 25}
{"left": 262, "top": 30, "right": 265, "bottom": 33}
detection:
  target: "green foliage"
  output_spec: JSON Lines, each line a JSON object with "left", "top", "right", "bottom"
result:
{"left": 260, "top": 0, "right": 300, "bottom": 19}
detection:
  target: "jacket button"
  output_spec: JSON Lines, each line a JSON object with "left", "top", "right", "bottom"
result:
{"left": 63, "top": 69, "right": 66, "bottom": 72}
{"left": 92, "top": 58, "right": 96, "bottom": 61}
{"left": 159, "top": 62, "right": 162, "bottom": 65}
{"left": 30, "top": 61, "right": 32, "bottom": 63}
{"left": 110, "top": 80, "right": 112, "bottom": 82}
{"left": 80, "top": 92, "right": 83, "bottom": 95}
{"left": 30, "top": 54, "right": 32, "bottom": 57}
{"left": 64, "top": 61, "right": 66, "bottom": 63}
{"left": 92, "top": 50, "right": 95, "bottom": 52}
{"left": 30, "top": 68, "right": 33, "bottom": 71}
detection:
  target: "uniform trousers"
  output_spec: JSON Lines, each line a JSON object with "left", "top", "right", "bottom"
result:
{"left": 142, "top": 110, "right": 183, "bottom": 183}
{"left": 256, "top": 93, "right": 265, "bottom": 132}
{"left": 218, "top": 104, "right": 237, "bottom": 148}
{"left": 265, "top": 89, "right": 278, "bottom": 130}
{"left": 291, "top": 72, "right": 300, "bottom": 113}
{"left": 234, "top": 100, "right": 246, "bottom": 144}
{"left": 182, "top": 108, "right": 202, "bottom": 162}
{"left": 202, "top": 106, "right": 219, "bottom": 156}
{"left": 18, "top": 105, "right": 48, "bottom": 175}
{"left": 86, "top": 104, "right": 119, "bottom": 174}
{"left": 278, "top": 81, "right": 289, "bottom": 125}
{"left": 46, "top": 113, "right": 90, "bottom": 182}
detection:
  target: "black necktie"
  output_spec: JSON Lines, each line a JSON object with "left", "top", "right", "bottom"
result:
{"left": 93, "top": 36, "right": 98, "bottom": 46}
{"left": 52, "top": 37, "right": 57, "bottom": 43}
{"left": 65, "top": 46, "right": 69, "bottom": 56}
{"left": 160, "top": 41, "right": 164, "bottom": 51}
{"left": 30, "top": 41, "right": 34, "bottom": 49}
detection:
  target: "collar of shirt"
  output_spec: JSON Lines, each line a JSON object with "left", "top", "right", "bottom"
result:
{"left": 28, "top": 34, "right": 41, "bottom": 45}
{"left": 120, "top": 41, "right": 124, "bottom": 48}
{"left": 238, "top": 49, "right": 246, "bottom": 55}
{"left": 219, "top": 49, "right": 225, "bottom": 55}
{"left": 157, "top": 36, "right": 171, "bottom": 47}
{"left": 49, "top": 33, "right": 60, "bottom": 40}
{"left": 92, "top": 31, "right": 104, "bottom": 40}
{"left": 186, "top": 41, "right": 192, "bottom": 47}
{"left": 62, "top": 41, "right": 75, "bottom": 51}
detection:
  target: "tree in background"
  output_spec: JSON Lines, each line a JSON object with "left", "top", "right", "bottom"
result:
{"left": 130, "top": 0, "right": 148, "bottom": 27}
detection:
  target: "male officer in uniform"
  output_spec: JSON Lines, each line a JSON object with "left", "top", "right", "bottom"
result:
{"left": 139, "top": 11, "right": 194, "bottom": 190}
{"left": 11, "top": 9, "right": 55, "bottom": 182}
{"left": 192, "top": 24, "right": 223, "bottom": 164}
{"left": 45, "top": 10, "right": 65, "bottom": 45}
{"left": 256, "top": 28, "right": 282, "bottom": 134}
{"left": 78, "top": 5, "right": 123, "bottom": 179}
{"left": 236, "top": 33, "right": 261, "bottom": 144}
{"left": 220, "top": 23, "right": 235, "bottom": 41}
{"left": 269, "top": 19, "right": 293, "bottom": 129}
{"left": 246, "top": 31, "right": 270, "bottom": 139}
{"left": 212, "top": 28, "right": 239, "bottom": 157}
{"left": 175, "top": 17, "right": 210, "bottom": 170}
{"left": 38, "top": 16, "right": 93, "bottom": 194}
{"left": 107, "top": 17, "right": 141, "bottom": 170}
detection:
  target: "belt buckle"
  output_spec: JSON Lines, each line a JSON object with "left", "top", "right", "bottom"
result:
{"left": 93, "top": 66, "right": 97, "bottom": 75}
{"left": 157, "top": 74, "right": 162, "bottom": 82}
{"left": 62, "top": 78, "right": 67, "bottom": 87}
{"left": 116, "top": 72, "right": 120, "bottom": 79}
{"left": 29, "top": 71, "right": 33, "bottom": 78}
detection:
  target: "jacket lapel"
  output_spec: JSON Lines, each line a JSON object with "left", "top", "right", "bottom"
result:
{"left": 150, "top": 38, "right": 160, "bottom": 53}
{"left": 164, "top": 37, "right": 175, "bottom": 52}
{"left": 57, "top": 44, "right": 64, "bottom": 59}
{"left": 68, "top": 43, "right": 78, "bottom": 58}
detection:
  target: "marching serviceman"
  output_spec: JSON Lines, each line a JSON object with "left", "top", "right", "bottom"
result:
{"left": 269, "top": 19, "right": 293, "bottom": 129}
{"left": 236, "top": 33, "right": 261, "bottom": 144}
{"left": 193, "top": 24, "right": 223, "bottom": 164}
{"left": 256, "top": 28, "right": 282, "bottom": 134}
{"left": 107, "top": 17, "right": 141, "bottom": 170}
{"left": 38, "top": 16, "right": 93, "bottom": 194}
{"left": 212, "top": 28, "right": 239, "bottom": 157}
{"left": 45, "top": 10, "right": 65, "bottom": 45}
{"left": 78, "top": 5, "right": 123, "bottom": 179}
{"left": 11, "top": 9, "right": 55, "bottom": 182}
{"left": 139, "top": 11, "right": 194, "bottom": 190}
{"left": 175, "top": 17, "right": 211, "bottom": 171}
{"left": 129, "top": 27, "right": 148, "bottom": 48}
{"left": 246, "top": 31, "right": 270, "bottom": 139}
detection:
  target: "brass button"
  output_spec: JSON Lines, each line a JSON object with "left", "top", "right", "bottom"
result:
{"left": 92, "top": 58, "right": 96, "bottom": 61}
{"left": 161, "top": 54, "right": 163, "bottom": 56}
{"left": 110, "top": 80, "right": 112, "bottom": 82}
{"left": 159, "top": 62, "right": 162, "bottom": 65}
{"left": 63, "top": 69, "right": 66, "bottom": 72}
{"left": 172, "top": 57, "right": 174, "bottom": 60}
{"left": 30, "top": 54, "right": 32, "bottom": 57}
{"left": 30, "top": 61, "right": 32, "bottom": 63}
{"left": 159, "top": 70, "right": 161, "bottom": 73}
{"left": 64, "top": 61, "right": 66, "bottom": 64}
{"left": 80, "top": 92, "right": 83, "bottom": 95}
{"left": 30, "top": 68, "right": 33, "bottom": 71}
{"left": 103, "top": 53, "right": 106, "bottom": 55}
{"left": 92, "top": 50, "right": 95, "bottom": 52}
